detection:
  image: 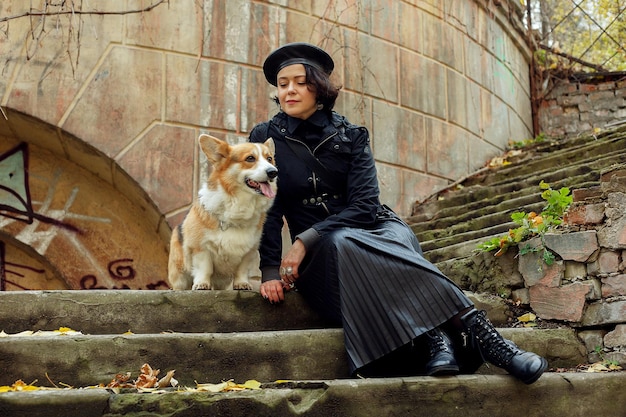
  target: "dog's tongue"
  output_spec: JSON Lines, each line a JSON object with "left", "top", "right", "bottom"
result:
{"left": 260, "top": 182, "right": 276, "bottom": 198}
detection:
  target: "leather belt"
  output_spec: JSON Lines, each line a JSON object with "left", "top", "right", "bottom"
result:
{"left": 302, "top": 193, "right": 342, "bottom": 206}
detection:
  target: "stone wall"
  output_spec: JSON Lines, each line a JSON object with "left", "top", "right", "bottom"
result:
{"left": 513, "top": 167, "right": 626, "bottom": 365}
{"left": 529, "top": 73, "right": 626, "bottom": 364}
{"left": 0, "top": 0, "right": 534, "bottom": 290}
{"left": 538, "top": 75, "right": 626, "bottom": 138}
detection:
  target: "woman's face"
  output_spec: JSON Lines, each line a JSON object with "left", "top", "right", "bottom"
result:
{"left": 276, "top": 64, "right": 317, "bottom": 120}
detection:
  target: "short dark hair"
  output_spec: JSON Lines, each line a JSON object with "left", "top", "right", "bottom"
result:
{"left": 272, "top": 64, "right": 342, "bottom": 111}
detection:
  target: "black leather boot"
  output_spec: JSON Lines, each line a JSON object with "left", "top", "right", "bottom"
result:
{"left": 461, "top": 309, "right": 548, "bottom": 384}
{"left": 424, "top": 328, "right": 460, "bottom": 376}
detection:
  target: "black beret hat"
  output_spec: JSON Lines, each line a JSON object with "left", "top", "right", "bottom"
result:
{"left": 263, "top": 42, "right": 334, "bottom": 86}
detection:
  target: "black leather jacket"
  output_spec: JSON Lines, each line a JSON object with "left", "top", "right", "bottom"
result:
{"left": 249, "top": 110, "right": 383, "bottom": 280}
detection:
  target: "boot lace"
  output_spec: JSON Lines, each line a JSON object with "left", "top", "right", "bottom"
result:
{"left": 470, "top": 311, "right": 518, "bottom": 367}
{"left": 427, "top": 331, "right": 452, "bottom": 356}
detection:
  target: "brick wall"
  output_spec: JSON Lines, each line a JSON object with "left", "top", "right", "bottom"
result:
{"left": 538, "top": 75, "right": 626, "bottom": 138}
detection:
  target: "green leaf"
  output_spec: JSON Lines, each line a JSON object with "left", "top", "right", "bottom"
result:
{"left": 477, "top": 181, "right": 572, "bottom": 267}
{"left": 542, "top": 249, "right": 556, "bottom": 265}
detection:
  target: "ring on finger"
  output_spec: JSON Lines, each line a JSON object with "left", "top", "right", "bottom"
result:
{"left": 281, "top": 278, "right": 295, "bottom": 288}
{"left": 286, "top": 266, "right": 293, "bottom": 275}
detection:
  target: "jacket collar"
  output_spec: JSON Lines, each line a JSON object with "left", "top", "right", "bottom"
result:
{"left": 286, "top": 110, "right": 328, "bottom": 134}
{"left": 272, "top": 111, "right": 344, "bottom": 137}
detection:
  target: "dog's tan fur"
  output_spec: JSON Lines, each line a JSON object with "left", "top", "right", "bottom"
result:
{"left": 168, "top": 134, "right": 277, "bottom": 290}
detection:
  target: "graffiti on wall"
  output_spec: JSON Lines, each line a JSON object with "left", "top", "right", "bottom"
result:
{"left": 0, "top": 142, "right": 168, "bottom": 290}
{"left": 0, "top": 143, "right": 80, "bottom": 232}
{"left": 80, "top": 258, "right": 168, "bottom": 290}
{"left": 0, "top": 241, "right": 48, "bottom": 291}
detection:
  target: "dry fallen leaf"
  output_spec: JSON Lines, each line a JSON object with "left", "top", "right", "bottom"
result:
{"left": 5, "top": 360, "right": 259, "bottom": 395}
{"left": 135, "top": 363, "right": 160, "bottom": 388}
{"left": 0, "top": 330, "right": 34, "bottom": 337}
{"left": 242, "top": 380, "right": 261, "bottom": 390}
{"left": 106, "top": 372, "right": 134, "bottom": 388}
{"left": 194, "top": 379, "right": 261, "bottom": 393}
{"left": 585, "top": 362, "right": 610, "bottom": 372}
{"left": 193, "top": 381, "right": 226, "bottom": 393}
{"left": 0, "top": 380, "right": 43, "bottom": 392}
{"left": 156, "top": 370, "right": 177, "bottom": 389}
{"left": 106, "top": 364, "right": 177, "bottom": 390}
{"left": 0, "top": 328, "right": 82, "bottom": 337}
{"left": 580, "top": 361, "right": 623, "bottom": 373}
{"left": 517, "top": 312, "right": 536, "bottom": 323}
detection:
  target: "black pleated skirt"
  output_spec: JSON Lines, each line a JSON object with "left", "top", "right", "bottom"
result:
{"left": 294, "top": 214, "right": 474, "bottom": 375}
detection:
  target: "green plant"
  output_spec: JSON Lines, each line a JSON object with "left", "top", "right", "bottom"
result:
{"left": 477, "top": 181, "right": 572, "bottom": 265}
{"left": 593, "top": 346, "right": 622, "bottom": 368}
{"left": 509, "top": 132, "right": 547, "bottom": 149}
{"left": 594, "top": 345, "right": 604, "bottom": 358}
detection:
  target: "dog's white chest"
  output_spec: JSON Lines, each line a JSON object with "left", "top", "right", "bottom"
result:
{"left": 201, "top": 227, "right": 259, "bottom": 269}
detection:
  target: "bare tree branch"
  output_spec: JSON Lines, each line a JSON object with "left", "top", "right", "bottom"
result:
{"left": 539, "top": 44, "right": 606, "bottom": 72}
{"left": 0, "top": 0, "right": 169, "bottom": 23}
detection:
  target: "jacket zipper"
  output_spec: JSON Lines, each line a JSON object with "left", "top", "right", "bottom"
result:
{"left": 285, "top": 133, "right": 338, "bottom": 216}
{"left": 285, "top": 132, "right": 338, "bottom": 155}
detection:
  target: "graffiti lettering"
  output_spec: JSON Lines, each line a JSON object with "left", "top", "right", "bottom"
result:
{"left": 108, "top": 258, "right": 135, "bottom": 280}
{"left": 0, "top": 241, "right": 47, "bottom": 291}
{"left": 80, "top": 258, "right": 168, "bottom": 290}
{"left": 0, "top": 143, "right": 80, "bottom": 232}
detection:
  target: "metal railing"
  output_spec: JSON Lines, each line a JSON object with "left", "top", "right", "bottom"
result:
{"left": 523, "top": 0, "right": 626, "bottom": 73}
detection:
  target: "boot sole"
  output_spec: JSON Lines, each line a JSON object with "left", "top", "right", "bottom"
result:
{"left": 426, "top": 365, "right": 461, "bottom": 377}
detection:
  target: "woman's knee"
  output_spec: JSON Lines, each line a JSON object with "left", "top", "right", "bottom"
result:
{"left": 324, "top": 228, "right": 352, "bottom": 245}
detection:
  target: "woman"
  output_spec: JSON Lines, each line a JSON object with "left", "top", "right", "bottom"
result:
{"left": 249, "top": 42, "right": 547, "bottom": 384}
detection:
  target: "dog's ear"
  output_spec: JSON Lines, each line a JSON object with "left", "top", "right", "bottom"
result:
{"left": 263, "top": 137, "right": 275, "bottom": 154}
{"left": 198, "top": 134, "right": 230, "bottom": 164}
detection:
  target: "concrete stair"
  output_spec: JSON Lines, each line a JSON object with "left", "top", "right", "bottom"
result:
{"left": 406, "top": 126, "right": 626, "bottom": 296}
{"left": 408, "top": 126, "right": 626, "bottom": 266}
{"left": 1, "top": 290, "right": 625, "bottom": 416}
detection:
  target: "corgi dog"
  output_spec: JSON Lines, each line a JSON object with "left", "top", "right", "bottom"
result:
{"left": 168, "top": 134, "right": 277, "bottom": 290}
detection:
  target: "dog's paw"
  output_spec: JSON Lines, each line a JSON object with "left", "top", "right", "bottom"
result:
{"left": 192, "top": 282, "right": 211, "bottom": 290}
{"left": 233, "top": 282, "right": 252, "bottom": 290}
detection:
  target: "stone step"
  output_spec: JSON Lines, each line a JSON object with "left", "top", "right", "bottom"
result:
{"left": 0, "top": 290, "right": 332, "bottom": 335}
{"left": 0, "top": 289, "right": 514, "bottom": 334}
{"left": 0, "top": 329, "right": 348, "bottom": 387}
{"left": 469, "top": 129, "right": 626, "bottom": 184}
{"left": 409, "top": 129, "right": 626, "bottom": 223}
{"left": 0, "top": 327, "right": 586, "bottom": 388}
{"left": 406, "top": 130, "right": 626, "bottom": 284}
{"left": 0, "top": 290, "right": 587, "bottom": 387}
{"left": 410, "top": 164, "right": 599, "bottom": 225}
{"left": 411, "top": 150, "right": 623, "bottom": 235}
{"left": 1, "top": 373, "right": 625, "bottom": 417}
{"left": 407, "top": 127, "right": 626, "bottom": 273}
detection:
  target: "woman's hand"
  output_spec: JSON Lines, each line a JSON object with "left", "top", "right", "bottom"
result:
{"left": 260, "top": 239, "right": 307, "bottom": 304}
{"left": 260, "top": 279, "right": 288, "bottom": 304}
{"left": 279, "top": 239, "right": 306, "bottom": 285}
